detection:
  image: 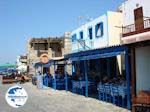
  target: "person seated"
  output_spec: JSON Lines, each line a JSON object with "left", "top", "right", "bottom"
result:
{"left": 72, "top": 73, "right": 78, "bottom": 81}
{"left": 102, "top": 75, "right": 109, "bottom": 84}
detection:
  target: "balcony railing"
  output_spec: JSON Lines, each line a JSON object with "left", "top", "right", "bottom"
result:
{"left": 123, "top": 18, "right": 150, "bottom": 37}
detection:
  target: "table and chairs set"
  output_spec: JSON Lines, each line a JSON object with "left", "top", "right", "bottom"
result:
{"left": 42, "top": 74, "right": 73, "bottom": 90}
{"left": 35, "top": 73, "right": 130, "bottom": 109}
{"left": 72, "top": 80, "right": 95, "bottom": 95}
{"left": 97, "top": 80, "right": 128, "bottom": 108}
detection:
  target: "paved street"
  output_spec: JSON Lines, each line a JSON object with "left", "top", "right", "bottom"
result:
{"left": 0, "top": 82, "right": 130, "bottom": 112}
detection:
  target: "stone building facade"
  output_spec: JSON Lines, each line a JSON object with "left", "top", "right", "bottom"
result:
{"left": 27, "top": 32, "right": 72, "bottom": 75}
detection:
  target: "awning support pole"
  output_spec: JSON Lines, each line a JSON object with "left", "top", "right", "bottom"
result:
{"left": 84, "top": 60, "right": 88, "bottom": 97}
{"left": 65, "top": 64, "right": 68, "bottom": 91}
{"left": 125, "top": 49, "right": 131, "bottom": 109}
{"left": 72, "top": 62, "right": 75, "bottom": 75}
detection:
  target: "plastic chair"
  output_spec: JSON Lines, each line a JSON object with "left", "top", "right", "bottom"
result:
{"left": 56, "top": 78, "right": 65, "bottom": 90}
{"left": 118, "top": 86, "right": 127, "bottom": 107}
{"left": 97, "top": 83, "right": 105, "bottom": 101}
{"left": 104, "top": 84, "right": 112, "bottom": 102}
{"left": 72, "top": 81, "right": 80, "bottom": 93}
{"left": 111, "top": 85, "right": 119, "bottom": 106}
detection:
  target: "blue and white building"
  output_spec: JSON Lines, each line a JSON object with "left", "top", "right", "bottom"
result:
{"left": 65, "top": 11, "right": 132, "bottom": 109}
{"left": 71, "top": 11, "right": 123, "bottom": 53}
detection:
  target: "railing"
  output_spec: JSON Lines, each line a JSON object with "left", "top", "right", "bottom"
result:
{"left": 144, "top": 18, "right": 150, "bottom": 28}
{"left": 123, "top": 18, "right": 150, "bottom": 37}
{"left": 123, "top": 24, "right": 135, "bottom": 34}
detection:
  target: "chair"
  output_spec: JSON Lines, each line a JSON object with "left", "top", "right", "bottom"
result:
{"left": 118, "top": 86, "right": 127, "bottom": 107}
{"left": 72, "top": 81, "right": 80, "bottom": 93}
{"left": 111, "top": 85, "right": 119, "bottom": 106}
{"left": 88, "top": 81, "right": 96, "bottom": 94}
{"left": 104, "top": 84, "right": 112, "bottom": 102}
{"left": 56, "top": 78, "right": 65, "bottom": 90}
{"left": 132, "top": 91, "right": 150, "bottom": 112}
{"left": 79, "top": 81, "right": 86, "bottom": 95}
{"left": 97, "top": 83, "right": 105, "bottom": 101}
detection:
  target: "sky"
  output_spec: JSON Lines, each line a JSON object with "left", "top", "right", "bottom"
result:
{"left": 0, "top": 0, "right": 124, "bottom": 64}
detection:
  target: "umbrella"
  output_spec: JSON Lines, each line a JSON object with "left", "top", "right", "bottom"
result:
{"left": 0, "top": 63, "right": 16, "bottom": 69}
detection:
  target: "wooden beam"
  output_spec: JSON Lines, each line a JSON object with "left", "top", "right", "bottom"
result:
{"left": 131, "top": 47, "right": 136, "bottom": 97}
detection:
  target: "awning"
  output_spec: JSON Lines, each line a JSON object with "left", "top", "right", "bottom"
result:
{"left": 34, "top": 60, "right": 54, "bottom": 68}
{"left": 0, "top": 63, "right": 16, "bottom": 69}
{"left": 65, "top": 45, "right": 128, "bottom": 61}
{"left": 70, "top": 51, "right": 125, "bottom": 61}
{"left": 34, "top": 57, "right": 65, "bottom": 68}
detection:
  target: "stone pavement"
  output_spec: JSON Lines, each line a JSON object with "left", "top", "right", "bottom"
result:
{"left": 0, "top": 82, "right": 130, "bottom": 112}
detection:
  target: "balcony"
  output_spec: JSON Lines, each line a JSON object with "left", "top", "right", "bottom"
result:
{"left": 123, "top": 18, "right": 150, "bottom": 37}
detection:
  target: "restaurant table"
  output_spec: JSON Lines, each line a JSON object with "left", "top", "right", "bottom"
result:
{"left": 132, "top": 90, "right": 150, "bottom": 112}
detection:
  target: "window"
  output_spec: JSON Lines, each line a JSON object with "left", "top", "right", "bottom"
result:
{"left": 88, "top": 27, "right": 93, "bottom": 40}
{"left": 79, "top": 31, "right": 83, "bottom": 39}
{"left": 72, "top": 34, "right": 77, "bottom": 42}
{"left": 95, "top": 22, "right": 104, "bottom": 38}
{"left": 34, "top": 43, "right": 48, "bottom": 50}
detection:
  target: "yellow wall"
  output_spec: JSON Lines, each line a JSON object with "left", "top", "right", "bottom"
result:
{"left": 107, "top": 11, "right": 123, "bottom": 46}
{"left": 107, "top": 12, "right": 123, "bottom": 74}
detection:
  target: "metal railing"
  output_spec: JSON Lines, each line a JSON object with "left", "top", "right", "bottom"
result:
{"left": 123, "top": 18, "right": 150, "bottom": 35}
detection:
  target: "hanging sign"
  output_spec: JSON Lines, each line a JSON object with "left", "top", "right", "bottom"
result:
{"left": 40, "top": 54, "right": 49, "bottom": 64}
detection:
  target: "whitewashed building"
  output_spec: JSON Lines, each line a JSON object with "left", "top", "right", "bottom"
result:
{"left": 121, "top": 0, "right": 150, "bottom": 110}
{"left": 122, "top": 0, "right": 150, "bottom": 44}
{"left": 121, "top": 0, "right": 150, "bottom": 93}
{"left": 70, "top": 11, "right": 123, "bottom": 74}
{"left": 16, "top": 56, "right": 27, "bottom": 74}
{"left": 71, "top": 11, "right": 123, "bottom": 53}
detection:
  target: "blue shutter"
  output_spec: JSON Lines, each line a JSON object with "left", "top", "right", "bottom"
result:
{"left": 80, "top": 31, "right": 83, "bottom": 39}
{"left": 72, "top": 34, "right": 77, "bottom": 42}
{"left": 89, "top": 27, "right": 93, "bottom": 40}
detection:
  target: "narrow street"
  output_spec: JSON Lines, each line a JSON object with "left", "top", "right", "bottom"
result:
{"left": 0, "top": 82, "right": 130, "bottom": 112}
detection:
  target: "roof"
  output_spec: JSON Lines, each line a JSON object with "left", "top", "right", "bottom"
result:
{"left": 29, "top": 37, "right": 64, "bottom": 44}
{"left": 20, "top": 56, "right": 27, "bottom": 59}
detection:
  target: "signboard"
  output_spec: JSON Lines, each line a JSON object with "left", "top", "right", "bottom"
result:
{"left": 40, "top": 54, "right": 49, "bottom": 64}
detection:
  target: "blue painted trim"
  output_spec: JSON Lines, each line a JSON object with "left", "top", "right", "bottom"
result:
{"left": 65, "top": 65, "right": 68, "bottom": 91}
{"left": 70, "top": 51, "right": 123, "bottom": 61}
{"left": 66, "top": 45, "right": 128, "bottom": 59}
{"left": 84, "top": 60, "right": 88, "bottom": 97}
{"left": 72, "top": 62, "right": 75, "bottom": 75}
{"left": 125, "top": 49, "right": 131, "bottom": 109}
{"left": 87, "top": 26, "right": 93, "bottom": 40}
{"left": 79, "top": 30, "right": 84, "bottom": 39}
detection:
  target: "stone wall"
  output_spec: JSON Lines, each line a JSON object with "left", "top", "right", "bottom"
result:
{"left": 27, "top": 32, "right": 72, "bottom": 76}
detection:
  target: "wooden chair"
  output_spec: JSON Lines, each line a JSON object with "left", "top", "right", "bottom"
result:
{"left": 132, "top": 90, "right": 150, "bottom": 112}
